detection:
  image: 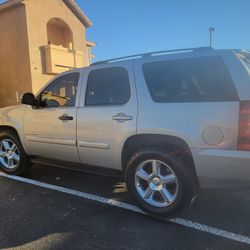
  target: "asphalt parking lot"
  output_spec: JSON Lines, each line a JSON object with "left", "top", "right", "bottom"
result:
{"left": 0, "top": 164, "right": 250, "bottom": 250}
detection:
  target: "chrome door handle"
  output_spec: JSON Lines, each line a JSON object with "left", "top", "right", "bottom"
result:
{"left": 112, "top": 113, "right": 133, "bottom": 122}
{"left": 58, "top": 114, "right": 74, "bottom": 121}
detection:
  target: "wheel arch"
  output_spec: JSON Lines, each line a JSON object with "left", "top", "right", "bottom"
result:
{"left": 0, "top": 125, "right": 27, "bottom": 153}
{"left": 121, "top": 134, "right": 200, "bottom": 191}
{"left": 0, "top": 125, "right": 20, "bottom": 137}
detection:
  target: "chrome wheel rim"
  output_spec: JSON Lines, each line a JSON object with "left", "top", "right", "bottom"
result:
{"left": 0, "top": 139, "right": 20, "bottom": 169}
{"left": 135, "top": 159, "right": 179, "bottom": 208}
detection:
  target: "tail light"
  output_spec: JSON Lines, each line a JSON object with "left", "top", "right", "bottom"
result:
{"left": 238, "top": 101, "right": 250, "bottom": 151}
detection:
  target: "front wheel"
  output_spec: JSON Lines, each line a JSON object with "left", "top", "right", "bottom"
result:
{"left": 125, "top": 148, "right": 196, "bottom": 217}
{"left": 0, "top": 130, "right": 31, "bottom": 176}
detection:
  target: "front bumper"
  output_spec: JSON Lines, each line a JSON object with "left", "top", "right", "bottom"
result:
{"left": 192, "top": 148, "right": 250, "bottom": 188}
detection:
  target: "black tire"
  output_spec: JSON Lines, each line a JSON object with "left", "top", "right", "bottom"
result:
{"left": 125, "top": 147, "right": 196, "bottom": 217}
{"left": 0, "top": 130, "right": 31, "bottom": 176}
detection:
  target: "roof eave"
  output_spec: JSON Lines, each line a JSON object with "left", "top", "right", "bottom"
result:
{"left": 0, "top": 0, "right": 92, "bottom": 28}
{"left": 0, "top": 0, "right": 23, "bottom": 12}
{"left": 63, "top": 0, "right": 92, "bottom": 28}
{"left": 86, "top": 40, "right": 96, "bottom": 47}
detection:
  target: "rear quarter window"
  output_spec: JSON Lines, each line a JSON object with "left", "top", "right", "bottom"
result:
{"left": 142, "top": 56, "right": 239, "bottom": 103}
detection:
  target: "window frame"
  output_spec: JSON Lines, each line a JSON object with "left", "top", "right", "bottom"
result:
{"left": 84, "top": 66, "right": 131, "bottom": 107}
{"left": 36, "top": 72, "right": 80, "bottom": 109}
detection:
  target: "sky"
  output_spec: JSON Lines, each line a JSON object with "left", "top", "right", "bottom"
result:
{"left": 79, "top": 0, "right": 250, "bottom": 61}
{"left": 1, "top": 0, "right": 250, "bottom": 62}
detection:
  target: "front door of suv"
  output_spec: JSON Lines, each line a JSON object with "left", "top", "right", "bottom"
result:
{"left": 77, "top": 62, "right": 137, "bottom": 170}
{"left": 23, "top": 72, "right": 81, "bottom": 163}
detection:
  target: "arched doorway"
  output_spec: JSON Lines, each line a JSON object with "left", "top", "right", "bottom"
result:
{"left": 47, "top": 18, "right": 73, "bottom": 50}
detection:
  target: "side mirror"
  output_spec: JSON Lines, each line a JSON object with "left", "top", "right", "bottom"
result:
{"left": 21, "top": 93, "right": 37, "bottom": 106}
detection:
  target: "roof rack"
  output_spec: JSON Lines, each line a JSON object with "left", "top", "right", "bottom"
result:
{"left": 91, "top": 47, "right": 213, "bottom": 66}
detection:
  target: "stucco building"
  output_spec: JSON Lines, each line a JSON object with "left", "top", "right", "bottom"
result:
{"left": 0, "top": 0, "right": 95, "bottom": 107}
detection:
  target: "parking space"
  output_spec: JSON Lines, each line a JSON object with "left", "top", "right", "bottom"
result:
{"left": 0, "top": 164, "right": 250, "bottom": 249}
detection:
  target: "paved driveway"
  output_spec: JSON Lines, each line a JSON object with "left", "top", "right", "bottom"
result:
{"left": 0, "top": 164, "right": 250, "bottom": 249}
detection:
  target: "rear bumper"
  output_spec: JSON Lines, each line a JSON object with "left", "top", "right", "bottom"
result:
{"left": 192, "top": 148, "right": 250, "bottom": 188}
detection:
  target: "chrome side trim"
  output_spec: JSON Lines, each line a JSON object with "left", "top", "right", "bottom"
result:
{"left": 78, "top": 141, "right": 110, "bottom": 149}
{"left": 26, "top": 136, "right": 76, "bottom": 146}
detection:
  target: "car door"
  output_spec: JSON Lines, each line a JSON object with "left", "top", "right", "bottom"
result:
{"left": 77, "top": 62, "right": 137, "bottom": 170}
{"left": 23, "top": 71, "right": 81, "bottom": 163}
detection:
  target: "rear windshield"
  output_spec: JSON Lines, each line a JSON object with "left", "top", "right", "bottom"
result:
{"left": 142, "top": 56, "right": 239, "bottom": 103}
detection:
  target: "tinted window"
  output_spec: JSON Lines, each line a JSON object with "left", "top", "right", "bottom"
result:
{"left": 142, "top": 56, "right": 238, "bottom": 103}
{"left": 85, "top": 67, "right": 130, "bottom": 106}
{"left": 41, "top": 73, "right": 79, "bottom": 107}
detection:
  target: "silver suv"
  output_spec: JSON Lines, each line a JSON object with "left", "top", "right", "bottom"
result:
{"left": 1, "top": 47, "right": 250, "bottom": 217}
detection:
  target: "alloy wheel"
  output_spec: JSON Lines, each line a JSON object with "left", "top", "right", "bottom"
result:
{"left": 135, "top": 159, "right": 179, "bottom": 208}
{"left": 0, "top": 139, "right": 20, "bottom": 169}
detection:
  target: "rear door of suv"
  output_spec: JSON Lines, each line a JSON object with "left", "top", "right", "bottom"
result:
{"left": 77, "top": 61, "right": 137, "bottom": 170}
{"left": 133, "top": 52, "right": 240, "bottom": 159}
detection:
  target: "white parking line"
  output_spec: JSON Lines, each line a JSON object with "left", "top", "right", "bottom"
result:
{"left": 0, "top": 172, "right": 250, "bottom": 246}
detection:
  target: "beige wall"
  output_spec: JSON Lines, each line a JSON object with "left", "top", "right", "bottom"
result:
{"left": 0, "top": 4, "right": 32, "bottom": 108}
{"left": 0, "top": 0, "right": 92, "bottom": 108}
{"left": 24, "top": 0, "right": 89, "bottom": 94}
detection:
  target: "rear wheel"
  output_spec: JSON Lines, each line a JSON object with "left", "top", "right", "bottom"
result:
{"left": 125, "top": 148, "right": 196, "bottom": 217}
{"left": 0, "top": 130, "right": 31, "bottom": 175}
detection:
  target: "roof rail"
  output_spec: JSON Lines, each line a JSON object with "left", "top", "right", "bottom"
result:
{"left": 91, "top": 47, "right": 213, "bottom": 66}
